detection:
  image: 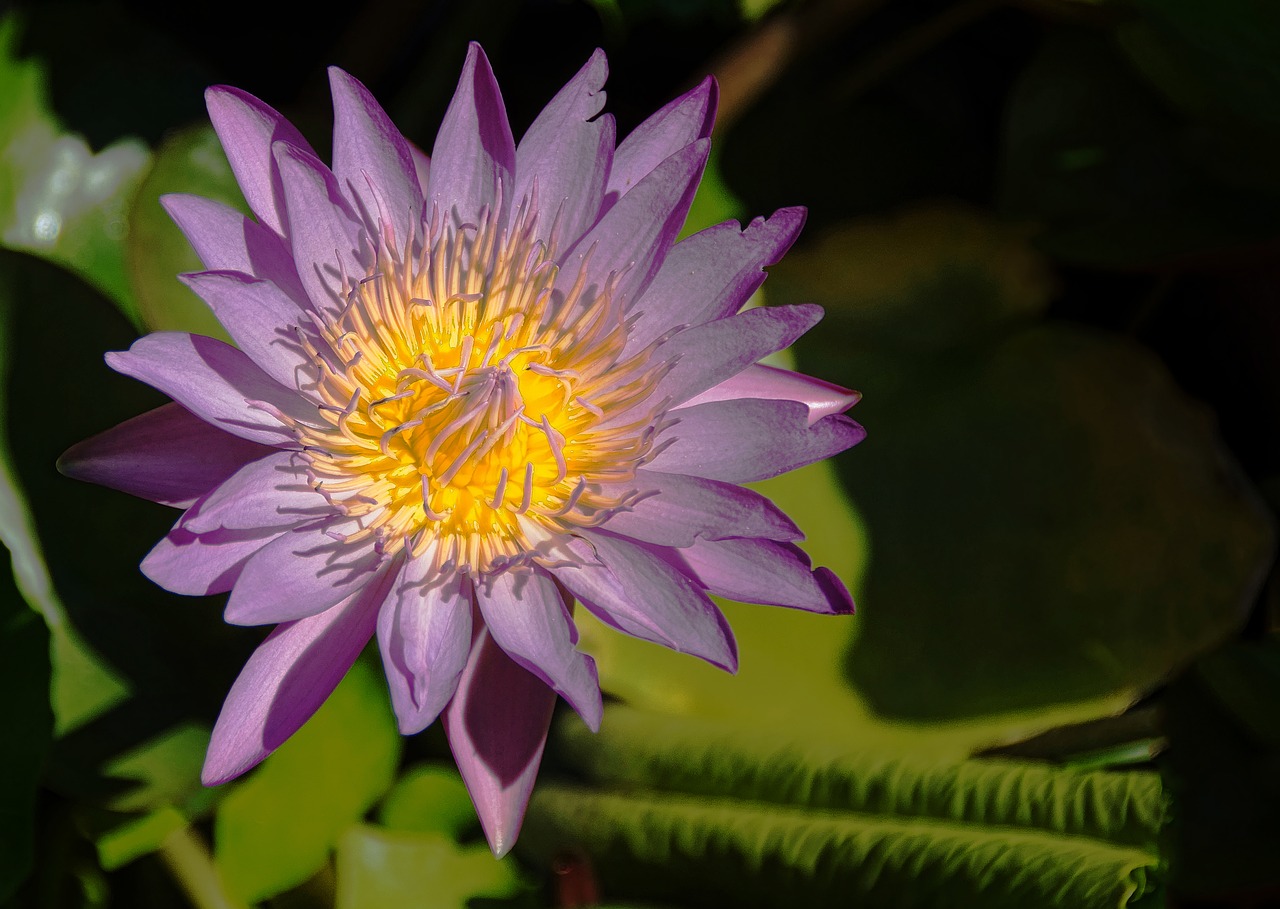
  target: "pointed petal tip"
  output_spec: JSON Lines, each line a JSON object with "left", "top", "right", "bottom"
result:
{"left": 486, "top": 827, "right": 515, "bottom": 859}
{"left": 326, "top": 65, "right": 375, "bottom": 103}
{"left": 395, "top": 713, "right": 432, "bottom": 736}
{"left": 55, "top": 439, "right": 88, "bottom": 480}
{"left": 199, "top": 766, "right": 231, "bottom": 788}
{"left": 204, "top": 83, "right": 264, "bottom": 119}
{"left": 472, "top": 788, "right": 526, "bottom": 859}
{"left": 102, "top": 348, "right": 128, "bottom": 374}
{"left": 462, "top": 41, "right": 493, "bottom": 77}
{"left": 157, "top": 192, "right": 185, "bottom": 218}
{"left": 815, "top": 567, "right": 856, "bottom": 615}
{"left": 697, "top": 75, "right": 719, "bottom": 137}
{"left": 203, "top": 84, "right": 231, "bottom": 106}
{"left": 775, "top": 203, "right": 807, "bottom": 223}
{"left": 200, "top": 748, "right": 255, "bottom": 788}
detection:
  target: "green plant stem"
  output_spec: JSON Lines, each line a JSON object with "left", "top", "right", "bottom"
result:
{"left": 157, "top": 825, "right": 249, "bottom": 909}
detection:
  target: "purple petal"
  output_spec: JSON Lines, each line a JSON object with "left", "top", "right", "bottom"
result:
{"left": 57, "top": 403, "right": 271, "bottom": 508}
{"left": 655, "top": 303, "right": 824, "bottom": 406}
{"left": 674, "top": 537, "right": 855, "bottom": 614}
{"left": 444, "top": 628, "right": 557, "bottom": 858}
{"left": 428, "top": 43, "right": 515, "bottom": 228}
{"left": 606, "top": 77, "right": 716, "bottom": 205}
{"left": 624, "top": 207, "right": 806, "bottom": 355}
{"left": 202, "top": 567, "right": 395, "bottom": 785}
{"left": 205, "top": 85, "right": 315, "bottom": 236}
{"left": 552, "top": 531, "right": 737, "bottom": 672}
{"left": 376, "top": 558, "right": 473, "bottom": 734}
{"left": 224, "top": 520, "right": 384, "bottom": 626}
{"left": 105, "top": 332, "right": 318, "bottom": 447}
{"left": 474, "top": 568, "right": 601, "bottom": 731}
{"left": 142, "top": 521, "right": 281, "bottom": 596}
{"left": 328, "top": 67, "right": 423, "bottom": 246}
{"left": 180, "top": 271, "right": 316, "bottom": 391}
{"left": 597, "top": 469, "right": 801, "bottom": 547}
{"left": 681, "top": 363, "right": 862, "bottom": 425}
{"left": 513, "top": 49, "right": 612, "bottom": 248}
{"left": 182, "top": 450, "right": 329, "bottom": 534}
{"left": 161, "top": 194, "right": 309, "bottom": 304}
{"left": 561, "top": 138, "right": 709, "bottom": 312}
{"left": 647, "top": 399, "right": 865, "bottom": 483}
{"left": 272, "top": 141, "right": 371, "bottom": 319}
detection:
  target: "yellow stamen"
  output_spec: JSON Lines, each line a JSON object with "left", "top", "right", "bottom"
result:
{"left": 286, "top": 201, "right": 664, "bottom": 575}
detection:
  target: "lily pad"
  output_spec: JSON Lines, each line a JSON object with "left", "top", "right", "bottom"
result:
{"left": 523, "top": 778, "right": 1163, "bottom": 909}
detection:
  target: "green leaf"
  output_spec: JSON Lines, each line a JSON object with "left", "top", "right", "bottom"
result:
{"left": 125, "top": 124, "right": 244, "bottom": 340}
{"left": 0, "top": 567, "right": 52, "bottom": 902}
{"left": 214, "top": 657, "right": 402, "bottom": 904}
{"left": 378, "top": 763, "right": 477, "bottom": 839}
{"left": 91, "top": 724, "right": 216, "bottom": 871}
{"left": 0, "top": 14, "right": 150, "bottom": 323}
{"left": 828, "top": 324, "right": 1271, "bottom": 721}
{"left": 551, "top": 707, "right": 1168, "bottom": 852}
{"left": 95, "top": 806, "right": 187, "bottom": 872}
{"left": 523, "top": 779, "right": 1163, "bottom": 909}
{"left": 336, "top": 825, "right": 524, "bottom": 909}
{"left": 102, "top": 722, "right": 212, "bottom": 814}
{"left": 0, "top": 251, "right": 129, "bottom": 738}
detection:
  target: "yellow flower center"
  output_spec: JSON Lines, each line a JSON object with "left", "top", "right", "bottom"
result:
{"left": 290, "top": 204, "right": 664, "bottom": 574}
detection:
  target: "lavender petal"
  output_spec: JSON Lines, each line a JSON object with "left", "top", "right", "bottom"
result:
{"left": 223, "top": 520, "right": 384, "bottom": 626}
{"left": 376, "top": 558, "right": 473, "bottom": 734}
{"left": 202, "top": 567, "right": 394, "bottom": 785}
{"left": 597, "top": 469, "right": 801, "bottom": 547}
{"left": 428, "top": 43, "right": 516, "bottom": 229}
{"left": 57, "top": 403, "right": 271, "bottom": 508}
{"left": 329, "top": 67, "right": 424, "bottom": 247}
{"left": 105, "top": 332, "right": 318, "bottom": 447}
{"left": 680, "top": 363, "right": 862, "bottom": 425}
{"left": 205, "top": 85, "right": 315, "bottom": 236}
{"left": 647, "top": 398, "right": 865, "bottom": 483}
{"left": 675, "top": 537, "right": 855, "bottom": 614}
{"left": 444, "top": 628, "right": 557, "bottom": 858}
{"left": 552, "top": 531, "right": 737, "bottom": 672}
{"left": 624, "top": 207, "right": 806, "bottom": 355}
{"left": 475, "top": 567, "right": 602, "bottom": 731}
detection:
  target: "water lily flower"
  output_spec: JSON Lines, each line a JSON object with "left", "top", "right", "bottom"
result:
{"left": 59, "top": 44, "right": 863, "bottom": 855}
